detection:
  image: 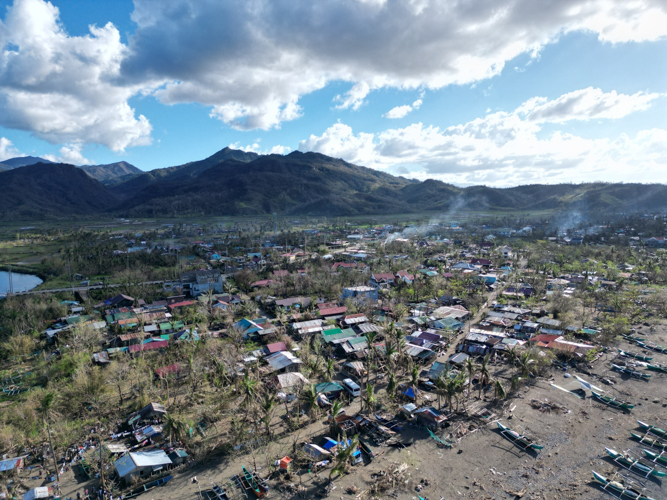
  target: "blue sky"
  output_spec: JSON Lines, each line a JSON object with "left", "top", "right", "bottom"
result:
{"left": 0, "top": 0, "right": 666, "bottom": 186}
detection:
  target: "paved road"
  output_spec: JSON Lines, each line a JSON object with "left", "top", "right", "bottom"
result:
{"left": 11, "top": 280, "right": 165, "bottom": 295}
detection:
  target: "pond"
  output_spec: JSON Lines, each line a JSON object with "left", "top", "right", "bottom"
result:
{"left": 0, "top": 271, "right": 43, "bottom": 295}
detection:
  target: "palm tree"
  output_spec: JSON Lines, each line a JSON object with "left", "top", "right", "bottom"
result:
{"left": 329, "top": 432, "right": 360, "bottom": 483}
{"left": 494, "top": 380, "right": 506, "bottom": 400}
{"left": 387, "top": 373, "right": 397, "bottom": 400}
{"left": 300, "top": 384, "right": 320, "bottom": 419}
{"left": 477, "top": 354, "right": 492, "bottom": 399}
{"left": 325, "top": 359, "right": 336, "bottom": 381}
{"left": 517, "top": 352, "right": 536, "bottom": 379}
{"left": 163, "top": 412, "right": 191, "bottom": 445}
{"left": 239, "top": 371, "right": 259, "bottom": 410}
{"left": 464, "top": 358, "right": 476, "bottom": 397}
{"left": 434, "top": 374, "right": 446, "bottom": 409}
{"left": 410, "top": 365, "right": 419, "bottom": 394}
{"left": 363, "top": 383, "right": 377, "bottom": 413}
{"left": 260, "top": 394, "right": 276, "bottom": 437}
{"left": 505, "top": 346, "right": 519, "bottom": 367}
{"left": 329, "top": 399, "right": 344, "bottom": 436}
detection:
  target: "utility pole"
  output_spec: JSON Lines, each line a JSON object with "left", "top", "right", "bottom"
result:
{"left": 46, "top": 421, "right": 60, "bottom": 494}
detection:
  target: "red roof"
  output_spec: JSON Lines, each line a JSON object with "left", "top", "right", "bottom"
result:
{"left": 396, "top": 270, "right": 414, "bottom": 280}
{"left": 168, "top": 301, "right": 195, "bottom": 310}
{"left": 332, "top": 262, "right": 356, "bottom": 269}
{"left": 129, "top": 340, "right": 169, "bottom": 353}
{"left": 251, "top": 279, "right": 275, "bottom": 287}
{"left": 344, "top": 313, "right": 366, "bottom": 320}
{"left": 273, "top": 270, "right": 289, "bottom": 277}
{"left": 320, "top": 306, "right": 348, "bottom": 316}
{"left": 266, "top": 342, "right": 287, "bottom": 354}
{"left": 318, "top": 302, "right": 338, "bottom": 310}
{"left": 529, "top": 334, "right": 560, "bottom": 344}
{"left": 156, "top": 363, "right": 182, "bottom": 377}
{"left": 372, "top": 273, "right": 395, "bottom": 281}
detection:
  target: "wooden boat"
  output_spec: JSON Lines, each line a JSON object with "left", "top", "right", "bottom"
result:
{"left": 591, "top": 390, "right": 634, "bottom": 410}
{"left": 359, "top": 439, "right": 375, "bottom": 460}
{"left": 646, "top": 363, "right": 667, "bottom": 374}
{"left": 592, "top": 470, "right": 656, "bottom": 500}
{"left": 605, "top": 448, "right": 666, "bottom": 477}
{"left": 637, "top": 341, "right": 667, "bottom": 354}
{"left": 497, "top": 421, "right": 543, "bottom": 450}
{"left": 623, "top": 334, "right": 646, "bottom": 343}
{"left": 630, "top": 432, "right": 667, "bottom": 451}
{"left": 241, "top": 466, "right": 268, "bottom": 498}
{"left": 642, "top": 449, "right": 667, "bottom": 467}
{"left": 617, "top": 350, "right": 652, "bottom": 362}
{"left": 637, "top": 420, "right": 667, "bottom": 438}
{"left": 611, "top": 364, "right": 651, "bottom": 380}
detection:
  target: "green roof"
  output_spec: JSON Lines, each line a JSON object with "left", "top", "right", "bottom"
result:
{"left": 322, "top": 331, "right": 354, "bottom": 343}
{"left": 323, "top": 327, "right": 343, "bottom": 336}
{"left": 341, "top": 328, "right": 356, "bottom": 337}
{"left": 315, "top": 382, "right": 343, "bottom": 394}
{"left": 173, "top": 321, "right": 185, "bottom": 330}
{"left": 348, "top": 336, "right": 367, "bottom": 345}
{"left": 159, "top": 322, "right": 173, "bottom": 331}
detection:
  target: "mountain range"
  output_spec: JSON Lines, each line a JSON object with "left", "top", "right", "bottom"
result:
{"left": 2, "top": 147, "right": 667, "bottom": 220}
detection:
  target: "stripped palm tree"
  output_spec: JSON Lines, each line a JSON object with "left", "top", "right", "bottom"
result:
{"left": 329, "top": 399, "right": 344, "bottom": 436}
{"left": 387, "top": 372, "right": 397, "bottom": 400}
{"left": 465, "top": 358, "right": 476, "bottom": 397}
{"left": 477, "top": 354, "right": 492, "bottom": 399}
{"left": 494, "top": 380, "right": 506, "bottom": 400}
{"left": 363, "top": 383, "right": 377, "bottom": 413}
{"left": 328, "top": 432, "right": 360, "bottom": 483}
{"left": 300, "top": 384, "right": 320, "bottom": 419}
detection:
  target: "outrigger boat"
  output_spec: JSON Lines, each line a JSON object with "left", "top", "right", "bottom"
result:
{"left": 646, "top": 363, "right": 667, "bottom": 373}
{"left": 497, "top": 421, "right": 543, "bottom": 451}
{"left": 637, "top": 420, "right": 667, "bottom": 438}
{"left": 359, "top": 439, "right": 375, "bottom": 460}
{"left": 623, "top": 334, "right": 646, "bottom": 343}
{"left": 618, "top": 350, "right": 652, "bottom": 362}
{"left": 630, "top": 432, "right": 667, "bottom": 451}
{"left": 591, "top": 390, "right": 634, "bottom": 411}
{"left": 611, "top": 364, "right": 651, "bottom": 381}
{"left": 642, "top": 449, "right": 667, "bottom": 467}
{"left": 240, "top": 466, "right": 269, "bottom": 498}
{"left": 637, "top": 341, "right": 667, "bottom": 354}
{"left": 605, "top": 448, "right": 666, "bottom": 478}
{"left": 592, "top": 470, "right": 656, "bottom": 500}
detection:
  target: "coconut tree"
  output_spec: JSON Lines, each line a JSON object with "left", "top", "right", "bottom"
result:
{"left": 387, "top": 372, "right": 397, "bottom": 400}
{"left": 505, "top": 346, "right": 519, "bottom": 367}
{"left": 434, "top": 374, "right": 446, "bottom": 409}
{"left": 517, "top": 351, "right": 536, "bottom": 379}
{"left": 494, "top": 380, "right": 506, "bottom": 400}
{"left": 329, "top": 399, "right": 344, "bottom": 436}
{"left": 477, "top": 354, "right": 492, "bottom": 399}
{"left": 38, "top": 392, "right": 60, "bottom": 489}
{"left": 325, "top": 358, "right": 336, "bottom": 381}
{"left": 239, "top": 371, "right": 259, "bottom": 411}
{"left": 363, "top": 383, "right": 377, "bottom": 413}
{"left": 163, "top": 412, "right": 191, "bottom": 445}
{"left": 328, "top": 432, "right": 360, "bottom": 483}
{"left": 260, "top": 393, "right": 276, "bottom": 438}
{"left": 464, "top": 358, "right": 476, "bottom": 397}
{"left": 300, "top": 384, "right": 320, "bottom": 419}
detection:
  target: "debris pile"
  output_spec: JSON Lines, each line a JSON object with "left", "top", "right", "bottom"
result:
{"left": 369, "top": 462, "right": 411, "bottom": 494}
{"left": 530, "top": 398, "right": 570, "bottom": 414}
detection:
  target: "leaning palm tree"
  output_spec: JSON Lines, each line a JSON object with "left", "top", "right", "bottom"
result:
{"left": 494, "top": 380, "right": 506, "bottom": 400}
{"left": 325, "top": 358, "right": 336, "bottom": 381}
{"left": 517, "top": 351, "right": 536, "bottom": 379}
{"left": 328, "top": 432, "right": 360, "bottom": 483}
{"left": 477, "top": 354, "right": 492, "bottom": 399}
{"left": 329, "top": 399, "right": 345, "bottom": 436}
{"left": 464, "top": 358, "right": 476, "bottom": 397}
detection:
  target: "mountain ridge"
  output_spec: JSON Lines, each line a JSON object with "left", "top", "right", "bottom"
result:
{"left": 2, "top": 148, "right": 667, "bottom": 219}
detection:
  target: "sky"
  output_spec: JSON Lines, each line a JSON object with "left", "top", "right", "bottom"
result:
{"left": 0, "top": 0, "right": 666, "bottom": 187}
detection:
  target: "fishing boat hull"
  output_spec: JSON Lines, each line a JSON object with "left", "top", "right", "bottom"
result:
{"left": 646, "top": 364, "right": 667, "bottom": 373}
{"left": 630, "top": 432, "right": 667, "bottom": 450}
{"left": 637, "top": 342, "right": 667, "bottom": 354}
{"left": 497, "top": 422, "right": 543, "bottom": 450}
{"left": 591, "top": 390, "right": 634, "bottom": 410}
{"left": 637, "top": 421, "right": 667, "bottom": 438}
{"left": 643, "top": 449, "right": 667, "bottom": 467}
{"left": 612, "top": 364, "right": 651, "bottom": 380}
{"left": 618, "top": 350, "right": 653, "bottom": 362}
{"left": 592, "top": 471, "right": 655, "bottom": 500}
{"left": 605, "top": 448, "right": 666, "bottom": 477}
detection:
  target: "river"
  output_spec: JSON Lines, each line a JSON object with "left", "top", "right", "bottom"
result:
{"left": 0, "top": 271, "right": 43, "bottom": 295}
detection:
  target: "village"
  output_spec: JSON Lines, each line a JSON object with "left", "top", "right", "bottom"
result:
{"left": 1, "top": 213, "right": 667, "bottom": 500}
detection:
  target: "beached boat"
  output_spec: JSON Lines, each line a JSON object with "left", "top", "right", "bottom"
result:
{"left": 637, "top": 420, "right": 667, "bottom": 438}
{"left": 359, "top": 439, "right": 375, "bottom": 460}
{"left": 241, "top": 466, "right": 268, "bottom": 498}
{"left": 623, "top": 334, "right": 646, "bottom": 343}
{"left": 646, "top": 363, "right": 667, "bottom": 373}
{"left": 630, "top": 432, "right": 667, "bottom": 451}
{"left": 642, "top": 449, "right": 667, "bottom": 467}
{"left": 497, "top": 421, "right": 543, "bottom": 450}
{"left": 617, "top": 350, "right": 652, "bottom": 362}
{"left": 592, "top": 470, "right": 656, "bottom": 500}
{"left": 637, "top": 341, "right": 667, "bottom": 354}
{"left": 612, "top": 364, "right": 651, "bottom": 380}
{"left": 605, "top": 448, "right": 666, "bottom": 477}
{"left": 591, "top": 390, "right": 634, "bottom": 410}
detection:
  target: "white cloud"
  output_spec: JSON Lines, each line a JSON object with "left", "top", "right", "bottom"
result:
{"left": 0, "top": 0, "right": 152, "bottom": 151}
{"left": 384, "top": 105, "right": 413, "bottom": 119}
{"left": 518, "top": 87, "right": 661, "bottom": 123}
{"left": 299, "top": 88, "right": 667, "bottom": 186}
{"left": 229, "top": 142, "right": 290, "bottom": 155}
{"left": 119, "top": 0, "right": 667, "bottom": 129}
{"left": 384, "top": 98, "right": 424, "bottom": 119}
{"left": 42, "top": 143, "right": 92, "bottom": 165}
{"left": 0, "top": 137, "right": 22, "bottom": 161}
